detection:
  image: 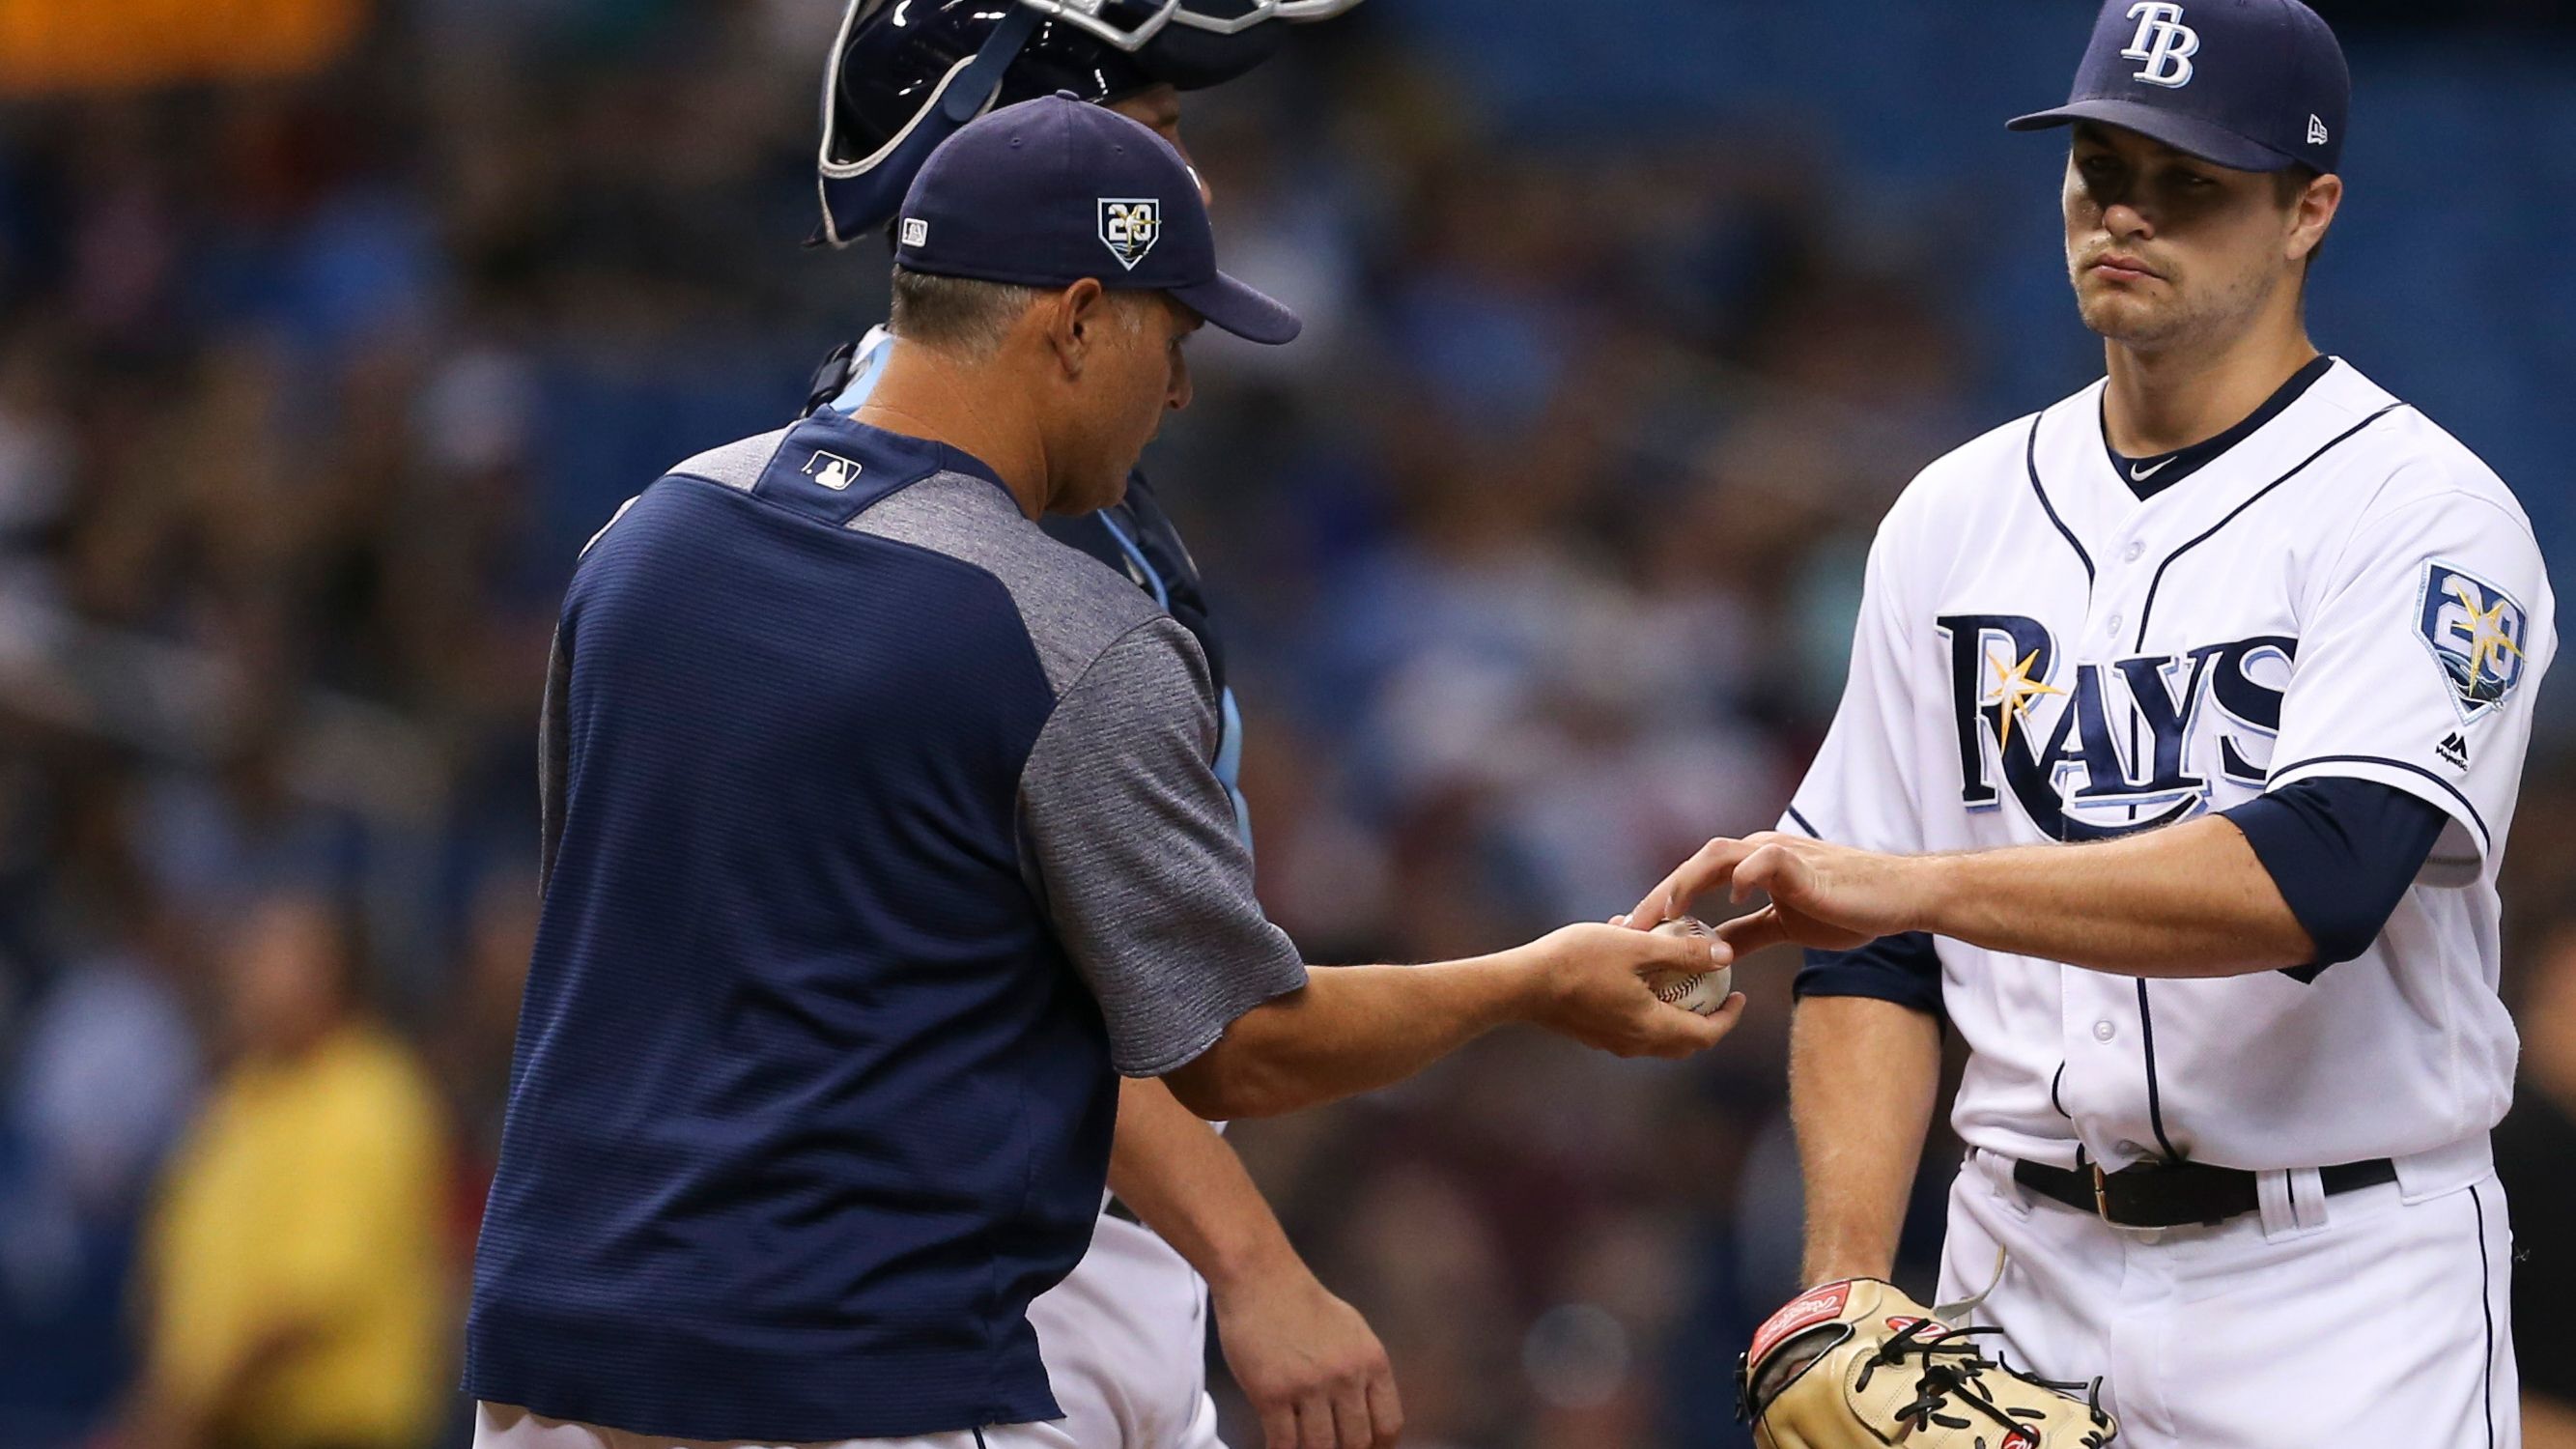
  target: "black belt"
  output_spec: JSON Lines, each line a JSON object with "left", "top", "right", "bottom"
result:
{"left": 2012, "top": 1155, "right": 2397, "bottom": 1229}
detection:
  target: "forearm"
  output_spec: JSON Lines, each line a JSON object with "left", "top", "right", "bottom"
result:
{"left": 1116, "top": 1075, "right": 1400, "bottom": 1449}
{"left": 1164, "top": 954, "right": 1539, "bottom": 1120}
{"left": 1912, "top": 817, "right": 2311, "bottom": 979}
{"left": 1791, "top": 995, "right": 1940, "bottom": 1285}
{"left": 1105, "top": 1077, "right": 1303, "bottom": 1292}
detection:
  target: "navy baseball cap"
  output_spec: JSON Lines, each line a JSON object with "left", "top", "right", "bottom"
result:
{"left": 892, "top": 93, "right": 1301, "bottom": 345}
{"left": 2009, "top": 0, "right": 2349, "bottom": 175}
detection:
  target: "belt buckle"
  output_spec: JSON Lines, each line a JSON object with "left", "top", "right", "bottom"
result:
{"left": 2089, "top": 1163, "right": 2113, "bottom": 1222}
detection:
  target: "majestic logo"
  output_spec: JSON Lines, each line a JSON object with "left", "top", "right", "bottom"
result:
{"left": 1939, "top": 614, "right": 2295, "bottom": 840}
{"left": 899, "top": 217, "right": 929, "bottom": 248}
{"left": 1098, "top": 198, "right": 1162, "bottom": 270}
{"left": 2122, "top": 2, "right": 2200, "bottom": 88}
{"left": 2437, "top": 731, "right": 2471, "bottom": 771}
{"left": 2417, "top": 562, "right": 2528, "bottom": 722}
{"left": 803, "top": 451, "right": 862, "bottom": 491}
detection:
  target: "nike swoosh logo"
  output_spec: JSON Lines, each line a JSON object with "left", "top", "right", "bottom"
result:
{"left": 2130, "top": 457, "right": 2180, "bottom": 482}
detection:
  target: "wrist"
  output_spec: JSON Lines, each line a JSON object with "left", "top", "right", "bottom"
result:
{"left": 1199, "top": 1230, "right": 1310, "bottom": 1298}
{"left": 1799, "top": 1261, "right": 1895, "bottom": 1291}
{"left": 1800, "top": 1237, "right": 1897, "bottom": 1289}
{"left": 1895, "top": 852, "right": 1959, "bottom": 936}
{"left": 1481, "top": 944, "right": 1558, "bottom": 1025}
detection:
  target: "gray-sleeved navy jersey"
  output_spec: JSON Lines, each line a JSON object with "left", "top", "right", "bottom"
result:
{"left": 1786, "top": 358, "right": 2554, "bottom": 1190}
{"left": 468, "top": 413, "right": 1307, "bottom": 1444}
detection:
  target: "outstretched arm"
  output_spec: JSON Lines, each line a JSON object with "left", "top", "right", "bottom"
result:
{"left": 1108, "top": 1080, "right": 1398, "bottom": 1449}
{"left": 1162, "top": 923, "right": 1743, "bottom": 1121}
{"left": 1632, "top": 815, "right": 2314, "bottom": 980}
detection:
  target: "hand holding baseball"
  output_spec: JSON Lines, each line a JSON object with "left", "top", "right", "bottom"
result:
{"left": 1642, "top": 916, "right": 1733, "bottom": 1013}
{"left": 1519, "top": 922, "right": 1745, "bottom": 1059}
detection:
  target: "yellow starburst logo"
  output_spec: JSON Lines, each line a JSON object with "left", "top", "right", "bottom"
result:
{"left": 1984, "top": 647, "right": 2065, "bottom": 753}
{"left": 2450, "top": 577, "right": 2524, "bottom": 686}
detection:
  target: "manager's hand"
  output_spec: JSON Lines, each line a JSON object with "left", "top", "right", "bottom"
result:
{"left": 1161, "top": 919, "right": 1741, "bottom": 1121}
{"left": 1213, "top": 1260, "right": 1401, "bottom": 1449}
{"left": 1516, "top": 922, "right": 1745, "bottom": 1059}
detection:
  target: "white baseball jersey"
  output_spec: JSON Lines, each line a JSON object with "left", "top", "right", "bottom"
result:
{"left": 1788, "top": 357, "right": 2555, "bottom": 1183}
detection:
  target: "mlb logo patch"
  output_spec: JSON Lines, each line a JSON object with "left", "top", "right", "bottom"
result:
{"left": 1098, "top": 198, "right": 1161, "bottom": 270}
{"left": 900, "top": 218, "right": 929, "bottom": 248}
{"left": 2417, "top": 561, "right": 2528, "bottom": 722}
{"left": 803, "top": 450, "right": 862, "bottom": 492}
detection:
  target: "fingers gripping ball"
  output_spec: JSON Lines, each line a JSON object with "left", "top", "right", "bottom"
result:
{"left": 1646, "top": 917, "right": 1733, "bottom": 1014}
{"left": 1738, "top": 1279, "right": 2117, "bottom": 1448}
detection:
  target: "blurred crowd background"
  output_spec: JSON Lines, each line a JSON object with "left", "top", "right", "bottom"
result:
{"left": 4, "top": 1, "right": 2575, "bottom": 1446}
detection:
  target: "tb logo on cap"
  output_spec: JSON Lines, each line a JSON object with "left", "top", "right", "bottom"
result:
{"left": 2122, "top": 2, "right": 2199, "bottom": 88}
{"left": 1098, "top": 198, "right": 1162, "bottom": 271}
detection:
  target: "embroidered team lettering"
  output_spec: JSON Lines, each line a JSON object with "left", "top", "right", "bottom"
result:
{"left": 1938, "top": 614, "right": 2293, "bottom": 840}
{"left": 2122, "top": 2, "right": 2199, "bottom": 88}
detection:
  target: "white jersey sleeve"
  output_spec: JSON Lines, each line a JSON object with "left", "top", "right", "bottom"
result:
{"left": 2264, "top": 469, "right": 2555, "bottom": 885}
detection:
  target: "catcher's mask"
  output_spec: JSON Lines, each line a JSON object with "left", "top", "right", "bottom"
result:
{"left": 815, "top": 0, "right": 1365, "bottom": 249}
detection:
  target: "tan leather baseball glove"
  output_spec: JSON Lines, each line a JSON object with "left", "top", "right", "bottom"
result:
{"left": 1737, "top": 1278, "right": 2117, "bottom": 1448}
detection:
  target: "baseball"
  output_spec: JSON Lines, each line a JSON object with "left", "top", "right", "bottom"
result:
{"left": 1645, "top": 916, "right": 1733, "bottom": 1015}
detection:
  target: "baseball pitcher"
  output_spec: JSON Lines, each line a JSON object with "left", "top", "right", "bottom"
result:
{"left": 1638, "top": 3, "right": 2554, "bottom": 1446}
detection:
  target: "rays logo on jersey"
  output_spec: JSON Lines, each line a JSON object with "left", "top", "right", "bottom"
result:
{"left": 1938, "top": 614, "right": 2292, "bottom": 841}
{"left": 2417, "top": 562, "right": 2527, "bottom": 722}
{"left": 1098, "top": 198, "right": 1162, "bottom": 270}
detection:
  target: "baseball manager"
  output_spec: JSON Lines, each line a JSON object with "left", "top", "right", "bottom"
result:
{"left": 463, "top": 96, "right": 1741, "bottom": 1449}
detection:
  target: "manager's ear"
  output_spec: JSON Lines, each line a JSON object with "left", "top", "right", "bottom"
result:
{"left": 1043, "top": 277, "right": 1112, "bottom": 378}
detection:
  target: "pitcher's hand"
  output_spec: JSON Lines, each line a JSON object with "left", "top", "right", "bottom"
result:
{"left": 1626, "top": 834, "right": 1930, "bottom": 953}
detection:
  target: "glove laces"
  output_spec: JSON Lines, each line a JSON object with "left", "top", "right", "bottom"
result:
{"left": 1853, "top": 1319, "right": 2114, "bottom": 1449}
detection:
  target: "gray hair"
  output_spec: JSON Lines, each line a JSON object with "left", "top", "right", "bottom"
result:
{"left": 888, "top": 269, "right": 1046, "bottom": 361}
{"left": 888, "top": 268, "right": 1151, "bottom": 362}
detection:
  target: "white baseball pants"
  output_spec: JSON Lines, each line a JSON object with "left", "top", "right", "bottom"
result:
{"left": 1027, "top": 1213, "right": 1226, "bottom": 1449}
{"left": 1937, "top": 1146, "right": 2518, "bottom": 1448}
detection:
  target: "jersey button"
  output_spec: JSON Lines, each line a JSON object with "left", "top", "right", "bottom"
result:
{"left": 2107, "top": 612, "right": 2125, "bottom": 635}
{"left": 2114, "top": 1139, "right": 2146, "bottom": 1157}
{"left": 2123, "top": 541, "right": 2145, "bottom": 562}
{"left": 2093, "top": 1019, "right": 2116, "bottom": 1041}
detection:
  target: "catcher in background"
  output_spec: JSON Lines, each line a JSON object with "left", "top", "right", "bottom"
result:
{"left": 1639, "top": 1, "right": 2550, "bottom": 1445}
{"left": 811, "top": 6, "right": 1394, "bottom": 1449}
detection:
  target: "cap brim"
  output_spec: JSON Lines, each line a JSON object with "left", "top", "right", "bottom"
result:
{"left": 2007, "top": 99, "right": 2300, "bottom": 173}
{"left": 1169, "top": 270, "right": 1302, "bottom": 345}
